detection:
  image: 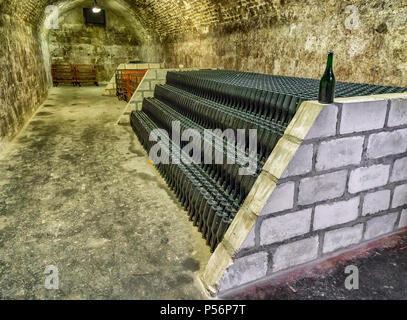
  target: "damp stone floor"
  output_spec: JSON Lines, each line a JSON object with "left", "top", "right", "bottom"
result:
{"left": 0, "top": 85, "right": 211, "bottom": 300}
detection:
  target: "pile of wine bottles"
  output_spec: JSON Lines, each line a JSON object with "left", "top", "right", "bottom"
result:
{"left": 131, "top": 69, "right": 407, "bottom": 252}
{"left": 131, "top": 110, "right": 247, "bottom": 252}
{"left": 153, "top": 85, "right": 286, "bottom": 161}
{"left": 167, "top": 69, "right": 407, "bottom": 102}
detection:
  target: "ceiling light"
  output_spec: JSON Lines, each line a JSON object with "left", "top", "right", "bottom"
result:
{"left": 92, "top": 0, "right": 102, "bottom": 13}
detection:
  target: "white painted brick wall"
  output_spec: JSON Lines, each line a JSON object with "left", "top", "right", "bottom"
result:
{"left": 367, "top": 128, "right": 407, "bottom": 159}
{"left": 298, "top": 170, "right": 347, "bottom": 205}
{"left": 137, "top": 80, "right": 151, "bottom": 91}
{"left": 272, "top": 237, "right": 319, "bottom": 272}
{"left": 390, "top": 157, "right": 407, "bottom": 182}
{"left": 261, "top": 182, "right": 295, "bottom": 215}
{"left": 148, "top": 64, "right": 161, "bottom": 69}
{"left": 362, "top": 189, "right": 391, "bottom": 216}
{"left": 143, "top": 71, "right": 157, "bottom": 80}
{"left": 260, "top": 209, "right": 312, "bottom": 245}
{"left": 156, "top": 69, "right": 168, "bottom": 80}
{"left": 392, "top": 184, "right": 407, "bottom": 208}
{"left": 340, "top": 101, "right": 387, "bottom": 134}
{"left": 240, "top": 227, "right": 255, "bottom": 249}
{"left": 323, "top": 224, "right": 363, "bottom": 254}
{"left": 132, "top": 63, "right": 149, "bottom": 69}
{"left": 316, "top": 136, "right": 364, "bottom": 171}
{"left": 387, "top": 99, "right": 407, "bottom": 127}
{"left": 218, "top": 252, "right": 268, "bottom": 291}
{"left": 399, "top": 209, "right": 407, "bottom": 229}
{"left": 143, "top": 91, "right": 154, "bottom": 98}
{"left": 313, "top": 197, "right": 360, "bottom": 230}
{"left": 133, "top": 92, "right": 143, "bottom": 101}
{"left": 150, "top": 80, "right": 165, "bottom": 89}
{"left": 281, "top": 144, "right": 313, "bottom": 178}
{"left": 304, "top": 105, "right": 337, "bottom": 140}
{"left": 364, "top": 212, "right": 398, "bottom": 240}
{"left": 348, "top": 164, "right": 390, "bottom": 194}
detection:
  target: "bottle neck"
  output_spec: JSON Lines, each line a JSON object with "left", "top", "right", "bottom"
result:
{"left": 326, "top": 53, "right": 334, "bottom": 69}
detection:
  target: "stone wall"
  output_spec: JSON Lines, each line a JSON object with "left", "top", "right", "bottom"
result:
{"left": 202, "top": 93, "right": 407, "bottom": 295}
{"left": 47, "top": 6, "right": 162, "bottom": 82}
{"left": 0, "top": 13, "right": 48, "bottom": 151}
{"left": 3, "top": 0, "right": 406, "bottom": 87}
{"left": 164, "top": 0, "right": 407, "bottom": 87}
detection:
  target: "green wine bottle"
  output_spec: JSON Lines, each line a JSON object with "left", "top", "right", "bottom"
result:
{"left": 318, "top": 51, "right": 336, "bottom": 104}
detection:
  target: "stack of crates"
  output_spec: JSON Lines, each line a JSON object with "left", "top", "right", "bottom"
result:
{"left": 51, "top": 64, "right": 99, "bottom": 87}
{"left": 116, "top": 68, "right": 147, "bottom": 102}
{"left": 75, "top": 64, "right": 98, "bottom": 87}
{"left": 52, "top": 64, "right": 76, "bottom": 87}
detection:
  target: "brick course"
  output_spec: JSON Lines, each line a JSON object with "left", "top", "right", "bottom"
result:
{"left": 323, "top": 224, "right": 363, "bottom": 254}
{"left": 261, "top": 182, "right": 295, "bottom": 215}
{"left": 364, "top": 212, "right": 398, "bottom": 240}
{"left": 298, "top": 171, "right": 347, "bottom": 205}
{"left": 391, "top": 157, "right": 407, "bottom": 183}
{"left": 340, "top": 101, "right": 387, "bottom": 134}
{"left": 348, "top": 164, "right": 390, "bottom": 194}
{"left": 316, "top": 137, "right": 364, "bottom": 171}
{"left": 367, "top": 129, "right": 407, "bottom": 159}
{"left": 313, "top": 197, "right": 360, "bottom": 230}
{"left": 388, "top": 99, "right": 407, "bottom": 127}
{"left": 272, "top": 237, "right": 319, "bottom": 272}
{"left": 392, "top": 184, "right": 407, "bottom": 209}
{"left": 260, "top": 209, "right": 312, "bottom": 245}
{"left": 362, "top": 190, "right": 391, "bottom": 216}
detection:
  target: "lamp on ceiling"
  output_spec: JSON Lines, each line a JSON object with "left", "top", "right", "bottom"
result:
{"left": 92, "top": 0, "right": 102, "bottom": 13}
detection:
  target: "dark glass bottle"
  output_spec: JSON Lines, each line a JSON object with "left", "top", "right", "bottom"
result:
{"left": 318, "top": 51, "right": 336, "bottom": 104}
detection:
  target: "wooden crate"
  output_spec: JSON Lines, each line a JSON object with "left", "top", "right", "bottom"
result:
{"left": 52, "top": 64, "right": 76, "bottom": 86}
{"left": 75, "top": 64, "right": 99, "bottom": 86}
{"left": 115, "top": 69, "right": 147, "bottom": 102}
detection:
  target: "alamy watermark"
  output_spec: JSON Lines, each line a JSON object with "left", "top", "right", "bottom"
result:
{"left": 344, "top": 5, "right": 359, "bottom": 30}
{"left": 44, "top": 265, "right": 59, "bottom": 290}
{"left": 45, "top": 5, "right": 59, "bottom": 30}
{"left": 344, "top": 265, "right": 359, "bottom": 290}
{"left": 148, "top": 121, "right": 258, "bottom": 176}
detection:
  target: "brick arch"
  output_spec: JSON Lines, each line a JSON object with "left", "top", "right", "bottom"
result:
{"left": 2, "top": 0, "right": 215, "bottom": 36}
{"left": 1, "top": 0, "right": 279, "bottom": 37}
{"left": 36, "top": 0, "right": 154, "bottom": 44}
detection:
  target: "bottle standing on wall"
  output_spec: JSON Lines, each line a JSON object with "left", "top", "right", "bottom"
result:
{"left": 318, "top": 51, "right": 336, "bottom": 104}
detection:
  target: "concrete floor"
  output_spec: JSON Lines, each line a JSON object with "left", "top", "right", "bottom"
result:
{"left": 0, "top": 86, "right": 211, "bottom": 300}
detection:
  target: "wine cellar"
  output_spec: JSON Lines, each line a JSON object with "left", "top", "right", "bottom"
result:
{"left": 0, "top": 0, "right": 406, "bottom": 301}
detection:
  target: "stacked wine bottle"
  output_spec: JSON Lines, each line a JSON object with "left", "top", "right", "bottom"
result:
{"left": 131, "top": 70, "right": 407, "bottom": 252}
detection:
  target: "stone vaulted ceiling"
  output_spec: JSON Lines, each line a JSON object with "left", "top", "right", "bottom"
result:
{"left": 2, "top": 0, "right": 276, "bottom": 37}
